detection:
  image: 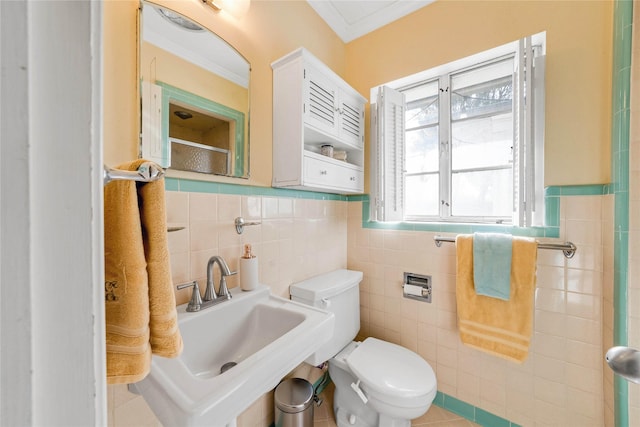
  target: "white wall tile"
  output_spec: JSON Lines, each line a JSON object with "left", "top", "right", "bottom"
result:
{"left": 188, "top": 192, "right": 216, "bottom": 222}
{"left": 241, "top": 195, "right": 261, "bottom": 220}
{"left": 114, "top": 192, "right": 611, "bottom": 427}
{"left": 535, "top": 288, "right": 566, "bottom": 313}
{"left": 217, "top": 194, "right": 241, "bottom": 221}
{"left": 165, "top": 191, "right": 189, "bottom": 224}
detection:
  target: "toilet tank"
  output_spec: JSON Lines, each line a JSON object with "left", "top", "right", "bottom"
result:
{"left": 290, "top": 269, "right": 363, "bottom": 366}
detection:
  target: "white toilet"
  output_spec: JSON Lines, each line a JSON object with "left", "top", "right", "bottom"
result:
{"left": 290, "top": 269, "right": 437, "bottom": 427}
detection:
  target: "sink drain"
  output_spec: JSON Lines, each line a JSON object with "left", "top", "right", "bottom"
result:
{"left": 220, "top": 362, "right": 237, "bottom": 374}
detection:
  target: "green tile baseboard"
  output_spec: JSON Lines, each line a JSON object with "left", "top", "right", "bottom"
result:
{"left": 433, "top": 392, "right": 520, "bottom": 427}
{"left": 271, "top": 389, "right": 518, "bottom": 427}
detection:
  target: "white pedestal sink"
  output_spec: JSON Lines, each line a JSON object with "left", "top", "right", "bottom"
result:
{"left": 131, "top": 285, "right": 334, "bottom": 426}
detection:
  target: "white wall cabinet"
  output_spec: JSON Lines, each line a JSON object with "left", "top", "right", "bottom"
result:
{"left": 272, "top": 48, "right": 366, "bottom": 194}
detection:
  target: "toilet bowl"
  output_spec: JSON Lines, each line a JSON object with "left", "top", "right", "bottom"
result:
{"left": 330, "top": 339, "right": 437, "bottom": 427}
{"left": 290, "top": 269, "right": 437, "bottom": 427}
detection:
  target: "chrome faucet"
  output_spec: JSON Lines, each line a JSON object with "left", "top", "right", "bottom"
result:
{"left": 177, "top": 256, "right": 236, "bottom": 312}
{"left": 205, "top": 255, "right": 236, "bottom": 301}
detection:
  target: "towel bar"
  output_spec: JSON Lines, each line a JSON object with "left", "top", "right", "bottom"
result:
{"left": 433, "top": 235, "right": 577, "bottom": 259}
{"left": 235, "top": 217, "right": 262, "bottom": 234}
{"left": 103, "top": 162, "right": 165, "bottom": 186}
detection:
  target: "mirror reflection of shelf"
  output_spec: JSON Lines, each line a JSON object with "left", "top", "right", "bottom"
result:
{"left": 170, "top": 138, "right": 231, "bottom": 176}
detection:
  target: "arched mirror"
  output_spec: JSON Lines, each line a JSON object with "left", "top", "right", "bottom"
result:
{"left": 139, "top": 1, "right": 250, "bottom": 178}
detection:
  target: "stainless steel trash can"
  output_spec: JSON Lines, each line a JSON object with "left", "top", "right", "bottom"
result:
{"left": 274, "top": 378, "right": 314, "bottom": 427}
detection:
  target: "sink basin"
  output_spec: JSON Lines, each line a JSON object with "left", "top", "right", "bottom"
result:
{"left": 132, "top": 285, "right": 334, "bottom": 426}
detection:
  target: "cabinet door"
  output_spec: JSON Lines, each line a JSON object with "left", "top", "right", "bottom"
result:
{"left": 338, "top": 91, "right": 365, "bottom": 149}
{"left": 304, "top": 65, "right": 339, "bottom": 137}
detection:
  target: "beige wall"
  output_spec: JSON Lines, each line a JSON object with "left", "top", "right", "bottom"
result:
{"left": 346, "top": 0, "right": 613, "bottom": 188}
{"left": 104, "top": 0, "right": 139, "bottom": 167}
{"left": 105, "top": 0, "right": 613, "bottom": 187}
{"left": 103, "top": 0, "right": 345, "bottom": 185}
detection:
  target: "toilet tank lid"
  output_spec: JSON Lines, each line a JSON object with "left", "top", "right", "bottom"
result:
{"left": 290, "top": 269, "right": 363, "bottom": 301}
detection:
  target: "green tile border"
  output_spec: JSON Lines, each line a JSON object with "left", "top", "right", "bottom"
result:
{"left": 545, "top": 184, "right": 612, "bottom": 196}
{"left": 165, "top": 177, "right": 348, "bottom": 201}
{"left": 166, "top": 178, "right": 609, "bottom": 240}
{"left": 611, "top": 1, "right": 633, "bottom": 426}
{"left": 433, "top": 392, "right": 521, "bottom": 427}
{"left": 167, "top": 179, "right": 609, "bottom": 199}
{"left": 356, "top": 185, "right": 608, "bottom": 238}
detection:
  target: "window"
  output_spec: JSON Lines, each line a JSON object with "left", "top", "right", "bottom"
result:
{"left": 371, "top": 33, "right": 545, "bottom": 227}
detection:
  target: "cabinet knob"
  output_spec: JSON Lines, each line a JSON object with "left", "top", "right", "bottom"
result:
{"left": 350, "top": 176, "right": 356, "bottom": 181}
{"left": 320, "top": 170, "right": 328, "bottom": 175}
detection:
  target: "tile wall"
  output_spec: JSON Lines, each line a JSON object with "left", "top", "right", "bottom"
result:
{"left": 163, "top": 190, "right": 348, "bottom": 303}
{"left": 626, "top": 1, "right": 640, "bottom": 423}
{"left": 107, "top": 191, "right": 348, "bottom": 426}
{"left": 348, "top": 195, "right": 612, "bottom": 427}
{"left": 604, "top": 192, "right": 616, "bottom": 427}
{"left": 108, "top": 190, "right": 612, "bottom": 427}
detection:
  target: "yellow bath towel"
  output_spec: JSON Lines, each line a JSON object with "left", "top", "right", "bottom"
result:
{"left": 104, "top": 159, "right": 183, "bottom": 384}
{"left": 455, "top": 234, "right": 537, "bottom": 363}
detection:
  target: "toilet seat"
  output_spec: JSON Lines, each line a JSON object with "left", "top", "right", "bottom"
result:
{"left": 346, "top": 338, "right": 436, "bottom": 408}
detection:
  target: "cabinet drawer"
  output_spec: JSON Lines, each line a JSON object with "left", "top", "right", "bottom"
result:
{"left": 303, "top": 155, "right": 363, "bottom": 192}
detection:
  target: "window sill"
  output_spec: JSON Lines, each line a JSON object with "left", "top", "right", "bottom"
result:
{"left": 351, "top": 194, "right": 559, "bottom": 238}
{"left": 361, "top": 217, "right": 557, "bottom": 238}
{"left": 350, "top": 185, "right": 613, "bottom": 238}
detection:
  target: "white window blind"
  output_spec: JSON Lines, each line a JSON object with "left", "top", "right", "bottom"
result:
{"left": 371, "top": 86, "right": 406, "bottom": 221}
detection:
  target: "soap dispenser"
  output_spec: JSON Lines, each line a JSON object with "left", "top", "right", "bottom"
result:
{"left": 239, "top": 244, "right": 258, "bottom": 291}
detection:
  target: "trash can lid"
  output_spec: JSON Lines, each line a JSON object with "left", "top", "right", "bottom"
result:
{"left": 275, "top": 378, "right": 314, "bottom": 413}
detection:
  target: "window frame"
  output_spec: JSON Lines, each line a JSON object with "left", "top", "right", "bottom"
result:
{"left": 370, "top": 33, "right": 546, "bottom": 227}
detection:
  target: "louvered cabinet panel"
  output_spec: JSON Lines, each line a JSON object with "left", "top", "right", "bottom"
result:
{"left": 338, "top": 91, "right": 365, "bottom": 149}
{"left": 304, "top": 65, "right": 339, "bottom": 136}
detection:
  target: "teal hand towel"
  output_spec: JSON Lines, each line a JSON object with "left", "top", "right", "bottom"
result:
{"left": 473, "top": 232, "right": 513, "bottom": 300}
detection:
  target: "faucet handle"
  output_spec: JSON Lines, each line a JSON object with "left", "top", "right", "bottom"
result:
{"left": 218, "top": 277, "right": 229, "bottom": 300}
{"left": 217, "top": 271, "right": 237, "bottom": 300}
{"left": 177, "top": 281, "right": 202, "bottom": 312}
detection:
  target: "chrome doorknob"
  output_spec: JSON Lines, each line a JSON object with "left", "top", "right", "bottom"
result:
{"left": 606, "top": 346, "right": 640, "bottom": 383}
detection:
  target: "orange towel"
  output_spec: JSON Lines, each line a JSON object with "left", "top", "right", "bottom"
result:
{"left": 455, "top": 234, "right": 537, "bottom": 363}
{"left": 104, "top": 159, "right": 183, "bottom": 384}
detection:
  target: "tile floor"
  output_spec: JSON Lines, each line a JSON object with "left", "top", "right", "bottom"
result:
{"left": 313, "top": 383, "right": 480, "bottom": 427}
